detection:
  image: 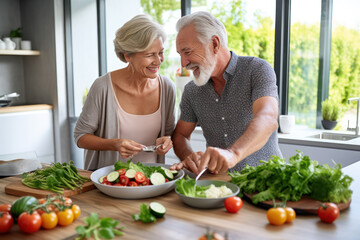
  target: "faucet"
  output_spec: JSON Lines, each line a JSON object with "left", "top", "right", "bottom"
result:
{"left": 347, "top": 97, "right": 360, "bottom": 136}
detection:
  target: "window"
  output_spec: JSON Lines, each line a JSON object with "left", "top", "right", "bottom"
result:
{"left": 191, "top": 0, "right": 276, "bottom": 67}
{"left": 288, "top": 0, "right": 321, "bottom": 128}
{"left": 330, "top": 0, "right": 360, "bottom": 130}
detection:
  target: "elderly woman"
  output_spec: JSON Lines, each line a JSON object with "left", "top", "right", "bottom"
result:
{"left": 74, "top": 14, "right": 176, "bottom": 170}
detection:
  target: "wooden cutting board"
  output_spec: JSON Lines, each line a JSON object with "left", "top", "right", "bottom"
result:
{"left": 243, "top": 192, "right": 351, "bottom": 215}
{"left": 4, "top": 169, "right": 95, "bottom": 198}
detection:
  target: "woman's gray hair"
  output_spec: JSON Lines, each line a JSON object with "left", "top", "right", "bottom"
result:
{"left": 114, "top": 14, "right": 166, "bottom": 63}
{"left": 176, "top": 11, "right": 227, "bottom": 47}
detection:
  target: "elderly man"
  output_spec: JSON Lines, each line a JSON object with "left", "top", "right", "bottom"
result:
{"left": 170, "top": 11, "right": 282, "bottom": 175}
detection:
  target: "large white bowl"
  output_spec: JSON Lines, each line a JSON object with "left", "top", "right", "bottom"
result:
{"left": 90, "top": 163, "right": 184, "bottom": 199}
{"left": 175, "top": 180, "right": 240, "bottom": 209}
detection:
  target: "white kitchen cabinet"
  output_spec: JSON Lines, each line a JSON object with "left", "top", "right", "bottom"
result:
{"left": 0, "top": 105, "right": 55, "bottom": 164}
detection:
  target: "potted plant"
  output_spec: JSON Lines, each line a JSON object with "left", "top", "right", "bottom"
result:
{"left": 9, "top": 27, "right": 22, "bottom": 50}
{"left": 321, "top": 99, "right": 339, "bottom": 130}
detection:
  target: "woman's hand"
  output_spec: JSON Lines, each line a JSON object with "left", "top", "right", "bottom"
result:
{"left": 155, "top": 136, "right": 173, "bottom": 155}
{"left": 113, "top": 139, "right": 145, "bottom": 159}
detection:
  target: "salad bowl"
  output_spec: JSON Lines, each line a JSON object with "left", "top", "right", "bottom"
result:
{"left": 175, "top": 180, "right": 240, "bottom": 209}
{"left": 90, "top": 163, "right": 184, "bottom": 199}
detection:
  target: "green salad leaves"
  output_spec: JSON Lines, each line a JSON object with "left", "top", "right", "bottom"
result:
{"left": 175, "top": 177, "right": 211, "bottom": 198}
{"left": 229, "top": 151, "right": 353, "bottom": 204}
{"left": 114, "top": 159, "right": 164, "bottom": 179}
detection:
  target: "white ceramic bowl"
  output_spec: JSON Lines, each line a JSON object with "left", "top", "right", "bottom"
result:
{"left": 175, "top": 180, "right": 240, "bottom": 209}
{"left": 90, "top": 163, "right": 184, "bottom": 199}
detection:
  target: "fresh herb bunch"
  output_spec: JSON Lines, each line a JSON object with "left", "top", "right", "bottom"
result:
{"left": 22, "top": 161, "right": 90, "bottom": 194}
{"left": 229, "top": 151, "right": 353, "bottom": 204}
{"left": 75, "top": 212, "right": 124, "bottom": 240}
{"left": 132, "top": 203, "right": 157, "bottom": 223}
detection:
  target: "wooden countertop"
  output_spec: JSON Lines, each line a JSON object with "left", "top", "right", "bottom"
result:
{"left": 0, "top": 104, "right": 53, "bottom": 114}
{"left": 0, "top": 162, "right": 359, "bottom": 240}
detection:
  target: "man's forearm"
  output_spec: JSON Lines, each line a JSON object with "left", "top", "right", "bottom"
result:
{"left": 172, "top": 134, "right": 194, "bottom": 161}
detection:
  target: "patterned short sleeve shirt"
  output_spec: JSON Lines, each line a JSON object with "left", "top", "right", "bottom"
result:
{"left": 180, "top": 51, "right": 282, "bottom": 171}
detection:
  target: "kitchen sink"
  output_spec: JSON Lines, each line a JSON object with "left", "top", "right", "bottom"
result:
{"left": 307, "top": 132, "right": 359, "bottom": 141}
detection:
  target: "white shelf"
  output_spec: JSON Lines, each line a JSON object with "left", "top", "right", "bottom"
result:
{"left": 0, "top": 49, "right": 40, "bottom": 56}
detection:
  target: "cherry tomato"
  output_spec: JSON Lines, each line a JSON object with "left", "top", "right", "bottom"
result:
{"left": 134, "top": 172, "right": 146, "bottom": 183}
{"left": 119, "top": 175, "right": 129, "bottom": 185}
{"left": 127, "top": 181, "right": 138, "bottom": 187}
{"left": 71, "top": 204, "right": 81, "bottom": 220}
{"left": 57, "top": 209, "right": 74, "bottom": 226}
{"left": 284, "top": 207, "right": 296, "bottom": 223}
{"left": 41, "top": 212, "right": 58, "bottom": 230}
{"left": 139, "top": 178, "right": 151, "bottom": 186}
{"left": 165, "top": 178, "right": 169, "bottom": 182}
{"left": 0, "top": 212, "right": 13, "bottom": 233}
{"left": 38, "top": 198, "right": 46, "bottom": 204}
{"left": 0, "top": 204, "right": 11, "bottom": 213}
{"left": 318, "top": 203, "right": 339, "bottom": 224}
{"left": 267, "top": 207, "right": 287, "bottom": 226}
{"left": 18, "top": 211, "right": 42, "bottom": 234}
{"left": 116, "top": 169, "right": 127, "bottom": 175}
{"left": 224, "top": 196, "right": 243, "bottom": 213}
{"left": 53, "top": 197, "right": 72, "bottom": 206}
{"left": 113, "top": 183, "right": 123, "bottom": 186}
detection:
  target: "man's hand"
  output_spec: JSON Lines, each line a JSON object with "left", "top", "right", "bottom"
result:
{"left": 170, "top": 151, "right": 204, "bottom": 174}
{"left": 198, "top": 147, "right": 238, "bottom": 174}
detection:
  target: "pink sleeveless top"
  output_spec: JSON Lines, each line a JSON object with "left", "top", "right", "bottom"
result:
{"left": 111, "top": 80, "right": 162, "bottom": 163}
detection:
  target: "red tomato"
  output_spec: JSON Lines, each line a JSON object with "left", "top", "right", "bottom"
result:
{"left": 0, "top": 204, "right": 11, "bottom": 213}
{"left": 134, "top": 172, "right": 146, "bottom": 183}
{"left": 0, "top": 212, "right": 13, "bottom": 233}
{"left": 318, "top": 203, "right": 340, "bottom": 224}
{"left": 224, "top": 196, "right": 243, "bottom": 213}
{"left": 18, "top": 211, "right": 42, "bottom": 234}
{"left": 139, "top": 178, "right": 151, "bottom": 186}
{"left": 119, "top": 175, "right": 129, "bottom": 185}
{"left": 127, "top": 181, "right": 138, "bottom": 187}
{"left": 116, "top": 168, "right": 127, "bottom": 175}
{"left": 165, "top": 178, "right": 169, "bottom": 182}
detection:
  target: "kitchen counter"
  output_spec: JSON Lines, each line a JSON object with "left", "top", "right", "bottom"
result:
{"left": 0, "top": 104, "right": 53, "bottom": 114}
{"left": 0, "top": 162, "right": 359, "bottom": 240}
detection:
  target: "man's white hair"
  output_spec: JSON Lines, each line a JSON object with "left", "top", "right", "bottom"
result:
{"left": 176, "top": 11, "right": 228, "bottom": 47}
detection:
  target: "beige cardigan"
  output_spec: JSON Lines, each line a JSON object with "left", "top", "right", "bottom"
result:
{"left": 74, "top": 73, "right": 176, "bottom": 170}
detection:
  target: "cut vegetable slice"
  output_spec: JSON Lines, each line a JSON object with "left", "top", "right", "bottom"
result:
{"left": 149, "top": 202, "right": 166, "bottom": 218}
{"left": 107, "top": 171, "right": 119, "bottom": 182}
{"left": 125, "top": 169, "right": 136, "bottom": 179}
{"left": 163, "top": 169, "right": 174, "bottom": 180}
{"left": 150, "top": 172, "right": 165, "bottom": 185}
{"left": 98, "top": 175, "right": 106, "bottom": 183}
{"left": 170, "top": 170, "right": 178, "bottom": 177}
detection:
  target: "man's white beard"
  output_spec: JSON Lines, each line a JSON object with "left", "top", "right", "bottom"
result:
{"left": 187, "top": 50, "right": 216, "bottom": 87}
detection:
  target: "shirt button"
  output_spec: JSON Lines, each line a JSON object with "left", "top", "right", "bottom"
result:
{"left": 215, "top": 99, "right": 219, "bottom": 102}
{"left": 221, "top": 117, "right": 225, "bottom": 120}
{"left": 224, "top": 133, "right": 228, "bottom": 137}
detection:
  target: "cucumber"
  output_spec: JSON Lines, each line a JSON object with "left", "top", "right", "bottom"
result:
{"left": 125, "top": 169, "right": 136, "bottom": 179}
{"left": 163, "top": 169, "right": 174, "bottom": 180}
{"left": 170, "top": 169, "right": 178, "bottom": 177}
{"left": 106, "top": 171, "right": 119, "bottom": 182}
{"left": 98, "top": 175, "right": 106, "bottom": 183}
{"left": 149, "top": 202, "right": 166, "bottom": 218}
{"left": 150, "top": 172, "right": 165, "bottom": 185}
{"left": 10, "top": 196, "right": 39, "bottom": 221}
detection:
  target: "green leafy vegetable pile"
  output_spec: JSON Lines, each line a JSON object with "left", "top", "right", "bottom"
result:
{"left": 22, "top": 161, "right": 90, "bottom": 194}
{"left": 75, "top": 212, "right": 124, "bottom": 240}
{"left": 175, "top": 177, "right": 212, "bottom": 198}
{"left": 229, "top": 151, "right": 353, "bottom": 204}
{"left": 114, "top": 159, "right": 166, "bottom": 179}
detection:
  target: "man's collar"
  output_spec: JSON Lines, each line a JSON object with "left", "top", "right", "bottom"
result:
{"left": 224, "top": 51, "right": 237, "bottom": 76}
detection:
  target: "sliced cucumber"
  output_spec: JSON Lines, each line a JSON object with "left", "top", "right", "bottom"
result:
{"left": 163, "top": 169, "right": 174, "bottom": 180}
{"left": 107, "top": 171, "right": 119, "bottom": 182}
{"left": 170, "top": 169, "right": 178, "bottom": 177}
{"left": 98, "top": 175, "right": 106, "bottom": 183}
{"left": 149, "top": 202, "right": 166, "bottom": 218}
{"left": 125, "top": 169, "right": 136, "bottom": 179}
{"left": 150, "top": 172, "right": 165, "bottom": 185}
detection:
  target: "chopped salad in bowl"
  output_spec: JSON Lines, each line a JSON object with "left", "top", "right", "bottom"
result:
{"left": 90, "top": 159, "right": 184, "bottom": 199}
